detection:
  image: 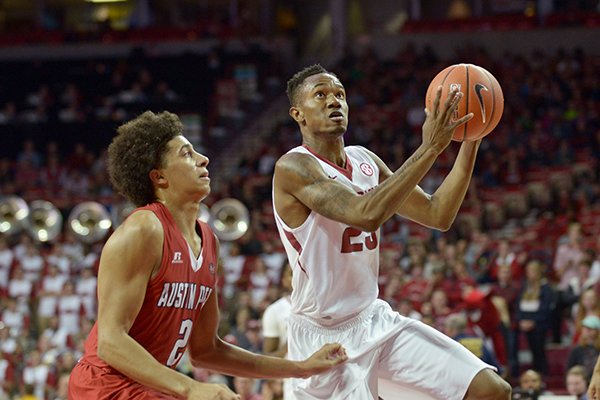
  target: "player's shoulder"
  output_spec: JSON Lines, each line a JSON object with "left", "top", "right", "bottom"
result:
{"left": 114, "top": 209, "right": 163, "bottom": 243}
{"left": 275, "top": 148, "right": 322, "bottom": 173}
{"left": 347, "top": 145, "right": 386, "bottom": 167}
{"left": 345, "top": 145, "right": 373, "bottom": 157}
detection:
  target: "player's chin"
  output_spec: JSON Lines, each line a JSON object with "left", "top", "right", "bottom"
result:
{"left": 197, "top": 182, "right": 211, "bottom": 198}
{"left": 329, "top": 124, "right": 347, "bottom": 135}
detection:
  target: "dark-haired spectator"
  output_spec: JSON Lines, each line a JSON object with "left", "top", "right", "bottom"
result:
{"left": 512, "top": 369, "right": 553, "bottom": 399}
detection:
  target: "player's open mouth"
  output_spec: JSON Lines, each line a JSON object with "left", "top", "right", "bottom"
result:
{"left": 329, "top": 111, "right": 344, "bottom": 121}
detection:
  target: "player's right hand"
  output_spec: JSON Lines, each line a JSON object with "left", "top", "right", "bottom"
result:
{"left": 422, "top": 86, "right": 473, "bottom": 154}
{"left": 187, "top": 383, "right": 240, "bottom": 400}
{"left": 298, "top": 342, "right": 348, "bottom": 378}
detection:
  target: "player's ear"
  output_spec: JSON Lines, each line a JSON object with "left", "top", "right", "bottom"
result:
{"left": 149, "top": 169, "right": 167, "bottom": 186}
{"left": 289, "top": 106, "right": 304, "bottom": 123}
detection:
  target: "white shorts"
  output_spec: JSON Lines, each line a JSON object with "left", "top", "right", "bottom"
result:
{"left": 286, "top": 299, "right": 494, "bottom": 400}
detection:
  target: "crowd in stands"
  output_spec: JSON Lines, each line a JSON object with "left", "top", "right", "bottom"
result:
{"left": 0, "top": 39, "right": 599, "bottom": 399}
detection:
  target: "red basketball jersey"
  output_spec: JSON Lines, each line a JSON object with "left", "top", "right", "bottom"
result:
{"left": 70, "top": 202, "right": 218, "bottom": 398}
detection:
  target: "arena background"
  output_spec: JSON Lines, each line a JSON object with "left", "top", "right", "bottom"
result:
{"left": 0, "top": 1, "right": 599, "bottom": 399}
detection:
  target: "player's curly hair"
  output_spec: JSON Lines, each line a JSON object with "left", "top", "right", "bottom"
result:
{"left": 286, "top": 64, "right": 335, "bottom": 106}
{"left": 108, "top": 111, "right": 183, "bottom": 207}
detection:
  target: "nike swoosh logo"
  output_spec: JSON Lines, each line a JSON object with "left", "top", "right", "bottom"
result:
{"left": 328, "top": 175, "right": 337, "bottom": 180}
{"left": 474, "top": 83, "right": 488, "bottom": 124}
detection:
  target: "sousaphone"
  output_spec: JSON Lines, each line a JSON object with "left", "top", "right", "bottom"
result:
{"left": 25, "top": 200, "right": 63, "bottom": 242}
{"left": 0, "top": 196, "right": 29, "bottom": 236}
{"left": 206, "top": 198, "right": 249, "bottom": 241}
{"left": 68, "top": 201, "right": 112, "bottom": 244}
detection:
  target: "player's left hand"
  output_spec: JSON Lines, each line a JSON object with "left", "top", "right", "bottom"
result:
{"left": 298, "top": 343, "right": 348, "bottom": 377}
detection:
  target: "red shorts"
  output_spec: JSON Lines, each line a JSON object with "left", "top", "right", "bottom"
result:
{"left": 68, "top": 360, "right": 177, "bottom": 399}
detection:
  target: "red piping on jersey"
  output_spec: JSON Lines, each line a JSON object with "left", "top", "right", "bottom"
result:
{"left": 302, "top": 145, "right": 353, "bottom": 181}
{"left": 284, "top": 229, "right": 308, "bottom": 276}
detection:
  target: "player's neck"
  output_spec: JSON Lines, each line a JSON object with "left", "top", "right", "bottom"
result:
{"left": 302, "top": 137, "right": 346, "bottom": 167}
{"left": 161, "top": 199, "right": 201, "bottom": 240}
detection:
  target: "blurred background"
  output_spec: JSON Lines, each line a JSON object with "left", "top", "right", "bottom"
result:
{"left": 0, "top": 1, "right": 599, "bottom": 399}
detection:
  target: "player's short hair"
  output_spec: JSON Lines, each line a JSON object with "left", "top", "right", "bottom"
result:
{"left": 286, "top": 64, "right": 333, "bottom": 106}
{"left": 108, "top": 111, "right": 183, "bottom": 207}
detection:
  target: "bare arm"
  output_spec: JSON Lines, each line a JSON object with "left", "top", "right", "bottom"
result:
{"left": 263, "top": 337, "right": 287, "bottom": 358}
{"left": 187, "top": 287, "right": 345, "bottom": 378}
{"left": 366, "top": 139, "right": 481, "bottom": 231}
{"left": 188, "top": 235, "right": 346, "bottom": 378}
{"left": 274, "top": 87, "right": 471, "bottom": 232}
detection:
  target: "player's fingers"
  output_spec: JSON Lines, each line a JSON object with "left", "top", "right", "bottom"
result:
{"left": 424, "top": 108, "right": 430, "bottom": 120}
{"left": 442, "top": 90, "right": 462, "bottom": 125}
{"left": 449, "top": 112, "right": 473, "bottom": 130}
{"left": 432, "top": 86, "right": 442, "bottom": 117}
{"left": 442, "top": 87, "right": 458, "bottom": 112}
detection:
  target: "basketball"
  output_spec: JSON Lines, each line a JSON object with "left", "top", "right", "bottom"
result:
{"left": 425, "top": 63, "right": 504, "bottom": 142}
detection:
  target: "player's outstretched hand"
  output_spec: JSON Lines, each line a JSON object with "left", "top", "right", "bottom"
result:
{"left": 422, "top": 86, "right": 473, "bottom": 155}
{"left": 187, "top": 382, "right": 240, "bottom": 400}
{"left": 299, "top": 343, "right": 348, "bottom": 378}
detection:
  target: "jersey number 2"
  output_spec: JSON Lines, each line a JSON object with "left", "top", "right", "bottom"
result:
{"left": 167, "top": 319, "right": 193, "bottom": 367}
{"left": 341, "top": 227, "right": 377, "bottom": 253}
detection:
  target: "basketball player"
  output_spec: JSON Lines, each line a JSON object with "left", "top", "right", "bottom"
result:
{"left": 272, "top": 64, "right": 512, "bottom": 399}
{"left": 68, "top": 111, "right": 347, "bottom": 400}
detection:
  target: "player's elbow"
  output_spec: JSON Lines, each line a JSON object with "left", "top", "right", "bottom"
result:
{"left": 188, "top": 337, "right": 219, "bottom": 367}
{"left": 354, "top": 216, "right": 381, "bottom": 233}
{"left": 97, "top": 327, "right": 130, "bottom": 366}
{"left": 355, "top": 205, "right": 386, "bottom": 232}
{"left": 428, "top": 209, "right": 455, "bottom": 232}
{"left": 96, "top": 335, "right": 116, "bottom": 365}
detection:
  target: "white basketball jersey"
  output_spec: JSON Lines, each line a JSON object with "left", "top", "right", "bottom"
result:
{"left": 273, "top": 145, "right": 380, "bottom": 325}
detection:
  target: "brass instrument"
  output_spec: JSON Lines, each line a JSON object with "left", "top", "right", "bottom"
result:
{"left": 0, "top": 196, "right": 29, "bottom": 236}
{"left": 205, "top": 198, "right": 249, "bottom": 241}
{"left": 25, "top": 200, "right": 63, "bottom": 242}
{"left": 67, "top": 201, "right": 112, "bottom": 244}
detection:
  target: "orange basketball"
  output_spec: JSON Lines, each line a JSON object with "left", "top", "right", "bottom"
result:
{"left": 425, "top": 63, "right": 504, "bottom": 142}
